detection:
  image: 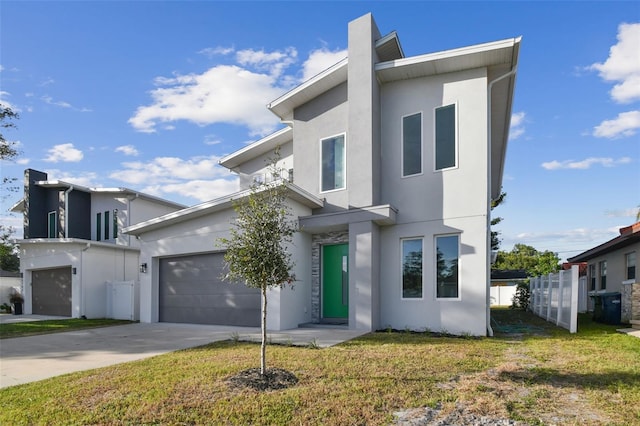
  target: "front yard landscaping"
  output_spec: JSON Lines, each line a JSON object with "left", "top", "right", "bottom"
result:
{"left": 0, "top": 309, "right": 638, "bottom": 425}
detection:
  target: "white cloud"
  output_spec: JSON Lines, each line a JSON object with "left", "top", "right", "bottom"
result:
{"left": 593, "top": 110, "right": 640, "bottom": 138}
{"left": 115, "top": 145, "right": 139, "bottom": 156}
{"left": 236, "top": 47, "right": 297, "bottom": 77}
{"left": 541, "top": 156, "right": 632, "bottom": 170}
{"left": 204, "top": 134, "right": 221, "bottom": 145}
{"left": 16, "top": 158, "right": 30, "bottom": 165}
{"left": 604, "top": 207, "right": 639, "bottom": 218}
{"left": 44, "top": 170, "right": 98, "bottom": 187}
{"left": 129, "top": 64, "right": 285, "bottom": 136}
{"left": 41, "top": 95, "right": 71, "bottom": 108}
{"left": 44, "top": 143, "right": 84, "bottom": 163}
{"left": 509, "top": 111, "right": 526, "bottom": 140}
{"left": 199, "top": 46, "right": 234, "bottom": 58}
{"left": 301, "top": 47, "right": 347, "bottom": 82}
{"left": 0, "top": 92, "right": 20, "bottom": 112}
{"left": 110, "top": 155, "right": 229, "bottom": 185}
{"left": 141, "top": 178, "right": 239, "bottom": 203}
{"left": 589, "top": 22, "right": 640, "bottom": 104}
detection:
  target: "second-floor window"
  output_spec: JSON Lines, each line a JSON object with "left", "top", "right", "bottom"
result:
{"left": 96, "top": 213, "right": 102, "bottom": 241}
{"left": 48, "top": 211, "right": 57, "bottom": 238}
{"left": 113, "top": 209, "right": 118, "bottom": 239}
{"left": 321, "top": 134, "right": 346, "bottom": 192}
{"left": 626, "top": 252, "right": 636, "bottom": 281}
{"left": 104, "top": 210, "right": 110, "bottom": 241}
{"left": 435, "top": 104, "right": 457, "bottom": 171}
{"left": 402, "top": 112, "right": 422, "bottom": 177}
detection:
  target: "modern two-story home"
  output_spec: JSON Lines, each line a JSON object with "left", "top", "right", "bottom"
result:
{"left": 124, "top": 13, "right": 521, "bottom": 336}
{"left": 10, "top": 168, "right": 185, "bottom": 319}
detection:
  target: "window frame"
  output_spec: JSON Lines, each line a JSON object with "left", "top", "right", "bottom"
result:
{"left": 625, "top": 252, "right": 636, "bottom": 281}
{"left": 113, "top": 209, "right": 118, "bottom": 239}
{"left": 435, "top": 234, "right": 461, "bottom": 300}
{"left": 96, "top": 212, "right": 102, "bottom": 241}
{"left": 104, "top": 210, "right": 110, "bottom": 241}
{"left": 319, "top": 133, "right": 347, "bottom": 193}
{"left": 433, "top": 103, "right": 458, "bottom": 172}
{"left": 401, "top": 237, "right": 424, "bottom": 300}
{"left": 48, "top": 211, "right": 57, "bottom": 239}
{"left": 599, "top": 260, "right": 607, "bottom": 290}
{"left": 589, "top": 264, "right": 596, "bottom": 291}
{"left": 401, "top": 111, "right": 423, "bottom": 178}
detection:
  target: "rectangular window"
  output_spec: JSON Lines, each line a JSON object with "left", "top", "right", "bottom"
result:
{"left": 321, "top": 134, "right": 346, "bottom": 192}
{"left": 435, "top": 104, "right": 456, "bottom": 170}
{"left": 436, "top": 235, "right": 459, "bottom": 298}
{"left": 402, "top": 112, "right": 422, "bottom": 176}
{"left": 104, "top": 210, "right": 110, "bottom": 241}
{"left": 589, "top": 264, "right": 596, "bottom": 291}
{"left": 48, "top": 211, "right": 57, "bottom": 238}
{"left": 113, "top": 209, "right": 118, "bottom": 239}
{"left": 96, "top": 212, "right": 102, "bottom": 241}
{"left": 402, "top": 238, "right": 423, "bottom": 299}
{"left": 599, "top": 260, "right": 607, "bottom": 290}
{"left": 626, "top": 252, "right": 636, "bottom": 281}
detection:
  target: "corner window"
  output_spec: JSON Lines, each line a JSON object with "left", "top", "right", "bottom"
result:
{"left": 436, "top": 234, "right": 459, "bottom": 298}
{"left": 96, "top": 212, "right": 102, "bottom": 241}
{"left": 626, "top": 252, "right": 636, "bottom": 281}
{"left": 104, "top": 210, "right": 110, "bottom": 241}
{"left": 589, "top": 264, "right": 596, "bottom": 291}
{"left": 402, "top": 112, "right": 422, "bottom": 177}
{"left": 435, "top": 104, "right": 456, "bottom": 170}
{"left": 48, "top": 211, "right": 57, "bottom": 238}
{"left": 599, "top": 260, "right": 607, "bottom": 290}
{"left": 402, "top": 238, "right": 423, "bottom": 299}
{"left": 321, "top": 134, "right": 346, "bottom": 192}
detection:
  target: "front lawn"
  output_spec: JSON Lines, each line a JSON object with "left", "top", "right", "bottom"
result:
{"left": 0, "top": 310, "right": 638, "bottom": 425}
{"left": 0, "top": 318, "right": 134, "bottom": 339}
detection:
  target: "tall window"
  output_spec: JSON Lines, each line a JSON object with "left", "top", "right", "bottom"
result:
{"left": 321, "top": 134, "right": 346, "bottom": 192}
{"left": 402, "top": 112, "right": 422, "bottom": 176}
{"left": 113, "top": 209, "right": 118, "bottom": 239}
{"left": 599, "top": 260, "right": 607, "bottom": 290}
{"left": 435, "top": 104, "right": 456, "bottom": 170}
{"left": 402, "top": 238, "right": 423, "bottom": 299}
{"left": 626, "top": 252, "right": 636, "bottom": 281}
{"left": 589, "top": 264, "right": 596, "bottom": 291}
{"left": 48, "top": 211, "right": 57, "bottom": 238}
{"left": 436, "top": 235, "right": 459, "bottom": 298}
{"left": 96, "top": 212, "right": 102, "bottom": 241}
{"left": 104, "top": 210, "right": 110, "bottom": 241}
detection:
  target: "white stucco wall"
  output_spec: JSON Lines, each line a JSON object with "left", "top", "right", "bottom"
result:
{"left": 236, "top": 141, "right": 294, "bottom": 189}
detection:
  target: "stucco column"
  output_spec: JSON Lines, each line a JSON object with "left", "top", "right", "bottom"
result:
{"left": 348, "top": 220, "right": 380, "bottom": 331}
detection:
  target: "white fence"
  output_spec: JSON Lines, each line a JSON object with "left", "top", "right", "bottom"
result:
{"left": 529, "top": 265, "right": 579, "bottom": 333}
{"left": 490, "top": 285, "right": 517, "bottom": 306}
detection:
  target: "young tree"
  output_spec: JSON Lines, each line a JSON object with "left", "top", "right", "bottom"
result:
{"left": 490, "top": 191, "right": 506, "bottom": 251}
{"left": 0, "top": 225, "right": 20, "bottom": 272}
{"left": 219, "top": 153, "right": 297, "bottom": 376}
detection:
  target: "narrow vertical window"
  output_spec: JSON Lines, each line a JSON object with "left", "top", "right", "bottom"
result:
{"left": 104, "top": 210, "right": 110, "bottom": 241}
{"left": 321, "top": 134, "right": 346, "bottom": 192}
{"left": 402, "top": 112, "right": 422, "bottom": 176}
{"left": 599, "top": 261, "right": 607, "bottom": 290}
{"left": 435, "top": 104, "right": 456, "bottom": 170}
{"left": 96, "top": 212, "right": 102, "bottom": 241}
{"left": 113, "top": 209, "right": 118, "bottom": 239}
{"left": 402, "top": 238, "right": 423, "bottom": 299}
{"left": 589, "top": 264, "right": 596, "bottom": 291}
{"left": 436, "top": 235, "right": 459, "bottom": 298}
{"left": 48, "top": 211, "right": 57, "bottom": 238}
{"left": 626, "top": 252, "right": 636, "bottom": 281}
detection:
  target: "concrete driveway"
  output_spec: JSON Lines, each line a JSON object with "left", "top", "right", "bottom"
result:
{"left": 0, "top": 320, "right": 368, "bottom": 389}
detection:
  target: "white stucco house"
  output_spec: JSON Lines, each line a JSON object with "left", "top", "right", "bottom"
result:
{"left": 124, "top": 13, "right": 521, "bottom": 336}
{"left": 10, "top": 169, "right": 185, "bottom": 319}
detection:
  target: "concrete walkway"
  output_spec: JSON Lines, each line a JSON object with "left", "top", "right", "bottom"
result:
{"left": 0, "top": 319, "right": 368, "bottom": 388}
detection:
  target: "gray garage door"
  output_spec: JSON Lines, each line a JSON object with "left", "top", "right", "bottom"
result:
{"left": 159, "top": 253, "right": 260, "bottom": 326}
{"left": 32, "top": 267, "right": 72, "bottom": 316}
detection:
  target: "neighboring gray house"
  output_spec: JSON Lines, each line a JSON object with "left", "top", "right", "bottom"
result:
{"left": 10, "top": 169, "right": 185, "bottom": 319}
{"left": 125, "top": 13, "right": 521, "bottom": 335}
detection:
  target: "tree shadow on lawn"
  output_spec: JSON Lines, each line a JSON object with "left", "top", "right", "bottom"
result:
{"left": 498, "top": 366, "right": 640, "bottom": 391}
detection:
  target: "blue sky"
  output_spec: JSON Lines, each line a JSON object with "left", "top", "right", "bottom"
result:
{"left": 1, "top": 1, "right": 638, "bottom": 261}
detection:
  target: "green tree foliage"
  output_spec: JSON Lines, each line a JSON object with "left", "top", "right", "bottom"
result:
{"left": 1, "top": 104, "right": 20, "bottom": 198}
{"left": 0, "top": 225, "right": 19, "bottom": 272}
{"left": 490, "top": 191, "right": 506, "bottom": 251}
{"left": 219, "top": 152, "right": 297, "bottom": 375}
{"left": 493, "top": 243, "right": 560, "bottom": 277}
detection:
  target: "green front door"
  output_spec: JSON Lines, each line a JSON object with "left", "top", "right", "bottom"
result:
{"left": 322, "top": 244, "right": 348, "bottom": 319}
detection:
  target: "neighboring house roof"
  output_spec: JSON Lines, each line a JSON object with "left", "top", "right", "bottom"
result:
{"left": 490, "top": 269, "right": 528, "bottom": 280}
{"left": 567, "top": 222, "right": 640, "bottom": 263}
{"left": 9, "top": 179, "right": 186, "bottom": 213}
{"left": 123, "top": 182, "right": 324, "bottom": 236}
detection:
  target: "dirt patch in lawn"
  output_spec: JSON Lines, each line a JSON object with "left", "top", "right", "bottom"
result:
{"left": 227, "top": 367, "right": 298, "bottom": 391}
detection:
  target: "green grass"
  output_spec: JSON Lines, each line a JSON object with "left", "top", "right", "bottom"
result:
{"left": 0, "top": 318, "right": 135, "bottom": 339}
{"left": 0, "top": 309, "right": 638, "bottom": 425}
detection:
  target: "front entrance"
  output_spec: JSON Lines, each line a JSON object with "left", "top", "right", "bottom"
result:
{"left": 322, "top": 244, "right": 348, "bottom": 319}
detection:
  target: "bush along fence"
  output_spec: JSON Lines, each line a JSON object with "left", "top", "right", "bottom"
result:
{"left": 529, "top": 265, "right": 579, "bottom": 333}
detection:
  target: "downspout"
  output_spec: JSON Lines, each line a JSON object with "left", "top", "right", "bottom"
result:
{"left": 80, "top": 242, "right": 91, "bottom": 317}
{"left": 486, "top": 65, "right": 518, "bottom": 337}
{"left": 63, "top": 185, "right": 74, "bottom": 238}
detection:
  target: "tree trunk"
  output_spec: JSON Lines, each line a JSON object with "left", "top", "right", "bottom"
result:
{"left": 261, "top": 285, "right": 267, "bottom": 376}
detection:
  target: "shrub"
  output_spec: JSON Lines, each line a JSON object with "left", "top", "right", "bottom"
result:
{"left": 511, "top": 281, "right": 530, "bottom": 310}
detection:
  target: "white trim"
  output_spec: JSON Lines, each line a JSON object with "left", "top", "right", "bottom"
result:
{"left": 400, "top": 236, "right": 424, "bottom": 301}
{"left": 401, "top": 111, "right": 423, "bottom": 178}
{"left": 433, "top": 102, "right": 459, "bottom": 172}
{"left": 434, "top": 233, "right": 461, "bottom": 301}
{"left": 319, "top": 132, "right": 347, "bottom": 194}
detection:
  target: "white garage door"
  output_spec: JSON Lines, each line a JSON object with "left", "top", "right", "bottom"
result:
{"left": 159, "top": 253, "right": 260, "bottom": 326}
{"left": 32, "top": 267, "right": 72, "bottom": 316}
